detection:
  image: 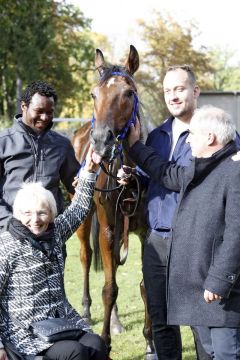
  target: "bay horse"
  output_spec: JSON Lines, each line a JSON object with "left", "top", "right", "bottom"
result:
{"left": 72, "top": 45, "right": 156, "bottom": 359}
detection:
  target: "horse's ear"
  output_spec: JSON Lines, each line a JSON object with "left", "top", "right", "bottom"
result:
{"left": 125, "top": 45, "right": 139, "bottom": 76}
{"left": 95, "top": 49, "right": 105, "bottom": 76}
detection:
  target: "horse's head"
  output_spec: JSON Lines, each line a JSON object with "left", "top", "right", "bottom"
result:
{"left": 90, "top": 45, "right": 140, "bottom": 163}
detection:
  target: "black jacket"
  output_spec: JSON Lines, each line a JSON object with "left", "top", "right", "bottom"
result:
{"left": 130, "top": 140, "right": 240, "bottom": 327}
{"left": 0, "top": 115, "right": 80, "bottom": 228}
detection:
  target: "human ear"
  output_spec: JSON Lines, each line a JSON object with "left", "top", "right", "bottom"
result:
{"left": 194, "top": 85, "right": 200, "bottom": 98}
{"left": 207, "top": 132, "right": 216, "bottom": 145}
{"left": 21, "top": 102, "right": 27, "bottom": 112}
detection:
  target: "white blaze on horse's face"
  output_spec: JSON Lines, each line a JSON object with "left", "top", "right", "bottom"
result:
{"left": 106, "top": 78, "right": 116, "bottom": 88}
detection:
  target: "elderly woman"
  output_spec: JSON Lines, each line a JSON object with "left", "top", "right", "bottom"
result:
{"left": 0, "top": 146, "right": 107, "bottom": 360}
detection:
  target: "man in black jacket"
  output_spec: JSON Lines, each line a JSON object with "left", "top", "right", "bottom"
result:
{"left": 0, "top": 80, "right": 80, "bottom": 231}
{"left": 122, "top": 105, "right": 240, "bottom": 359}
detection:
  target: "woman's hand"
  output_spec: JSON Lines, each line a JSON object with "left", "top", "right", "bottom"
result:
{"left": 72, "top": 176, "right": 79, "bottom": 188}
{"left": 0, "top": 349, "right": 8, "bottom": 360}
{"left": 84, "top": 144, "right": 101, "bottom": 173}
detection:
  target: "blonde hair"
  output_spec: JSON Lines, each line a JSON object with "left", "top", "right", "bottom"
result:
{"left": 13, "top": 182, "right": 57, "bottom": 222}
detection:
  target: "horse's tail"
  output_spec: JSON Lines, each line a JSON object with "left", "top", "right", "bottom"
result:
{"left": 91, "top": 211, "right": 103, "bottom": 272}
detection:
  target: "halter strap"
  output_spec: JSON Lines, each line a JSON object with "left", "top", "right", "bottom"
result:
{"left": 111, "top": 71, "right": 134, "bottom": 82}
{"left": 117, "top": 93, "right": 138, "bottom": 140}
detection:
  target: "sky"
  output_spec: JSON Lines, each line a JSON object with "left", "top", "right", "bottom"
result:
{"left": 69, "top": 0, "right": 240, "bottom": 65}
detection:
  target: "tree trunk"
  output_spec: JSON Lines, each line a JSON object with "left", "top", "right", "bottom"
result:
{"left": 16, "top": 77, "right": 22, "bottom": 114}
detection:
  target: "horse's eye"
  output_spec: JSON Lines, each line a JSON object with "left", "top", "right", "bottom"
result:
{"left": 125, "top": 90, "right": 134, "bottom": 98}
{"left": 91, "top": 92, "right": 96, "bottom": 100}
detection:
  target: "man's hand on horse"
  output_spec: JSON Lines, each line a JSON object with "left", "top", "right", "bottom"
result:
{"left": 128, "top": 118, "right": 141, "bottom": 147}
{"left": 117, "top": 165, "right": 135, "bottom": 185}
{"left": 204, "top": 289, "right": 222, "bottom": 303}
{"left": 85, "top": 144, "right": 102, "bottom": 173}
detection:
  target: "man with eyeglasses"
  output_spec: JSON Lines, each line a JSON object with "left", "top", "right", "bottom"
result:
{"left": 0, "top": 80, "right": 80, "bottom": 233}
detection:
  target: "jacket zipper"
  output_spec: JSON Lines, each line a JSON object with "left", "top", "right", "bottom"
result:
{"left": 29, "top": 134, "right": 39, "bottom": 182}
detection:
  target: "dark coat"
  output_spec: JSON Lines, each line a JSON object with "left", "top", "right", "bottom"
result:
{"left": 0, "top": 116, "right": 80, "bottom": 228}
{"left": 130, "top": 140, "right": 240, "bottom": 327}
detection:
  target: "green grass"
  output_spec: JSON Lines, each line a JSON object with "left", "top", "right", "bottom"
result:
{"left": 65, "top": 234, "right": 196, "bottom": 359}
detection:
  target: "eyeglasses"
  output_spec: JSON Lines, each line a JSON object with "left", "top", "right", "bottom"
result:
{"left": 20, "top": 210, "right": 50, "bottom": 218}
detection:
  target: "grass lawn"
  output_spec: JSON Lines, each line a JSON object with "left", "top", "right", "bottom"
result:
{"left": 65, "top": 234, "right": 196, "bottom": 360}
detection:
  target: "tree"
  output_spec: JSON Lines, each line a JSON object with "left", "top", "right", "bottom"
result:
{"left": 135, "top": 12, "right": 215, "bottom": 125}
{"left": 60, "top": 31, "right": 112, "bottom": 120}
{"left": 0, "top": 0, "right": 95, "bottom": 124}
{"left": 207, "top": 46, "right": 240, "bottom": 90}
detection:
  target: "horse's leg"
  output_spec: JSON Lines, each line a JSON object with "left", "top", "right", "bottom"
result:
{"left": 139, "top": 232, "right": 158, "bottom": 360}
{"left": 76, "top": 214, "right": 93, "bottom": 323}
{"left": 140, "top": 279, "right": 158, "bottom": 360}
{"left": 97, "top": 209, "right": 118, "bottom": 350}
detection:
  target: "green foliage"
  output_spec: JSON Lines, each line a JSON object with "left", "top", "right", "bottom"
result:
{"left": 207, "top": 46, "right": 240, "bottom": 90}
{"left": 65, "top": 234, "right": 196, "bottom": 359}
{"left": 0, "top": 0, "right": 95, "bottom": 120}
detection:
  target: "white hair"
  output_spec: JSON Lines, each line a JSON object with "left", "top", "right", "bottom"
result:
{"left": 191, "top": 105, "right": 236, "bottom": 145}
{"left": 13, "top": 182, "right": 57, "bottom": 222}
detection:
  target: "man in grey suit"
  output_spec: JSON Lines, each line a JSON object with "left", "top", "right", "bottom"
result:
{"left": 121, "top": 105, "right": 240, "bottom": 359}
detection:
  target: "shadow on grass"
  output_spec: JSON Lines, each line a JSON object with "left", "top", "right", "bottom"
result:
{"left": 91, "top": 308, "right": 144, "bottom": 326}
{"left": 119, "top": 309, "right": 144, "bottom": 319}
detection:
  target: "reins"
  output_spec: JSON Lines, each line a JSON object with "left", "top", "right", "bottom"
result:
{"left": 94, "top": 162, "right": 122, "bottom": 192}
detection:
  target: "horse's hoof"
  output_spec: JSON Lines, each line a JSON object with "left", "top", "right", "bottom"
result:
{"left": 110, "top": 312, "right": 125, "bottom": 335}
{"left": 110, "top": 323, "right": 125, "bottom": 335}
{"left": 82, "top": 317, "right": 92, "bottom": 325}
{"left": 111, "top": 325, "right": 125, "bottom": 335}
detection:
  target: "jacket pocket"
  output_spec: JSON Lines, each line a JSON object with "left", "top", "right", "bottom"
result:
{"left": 211, "top": 236, "right": 223, "bottom": 265}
